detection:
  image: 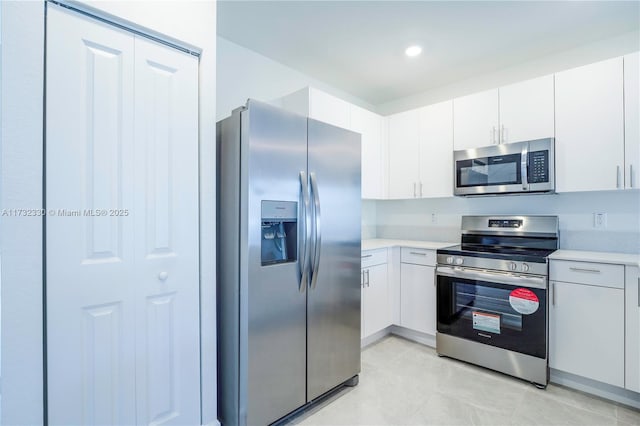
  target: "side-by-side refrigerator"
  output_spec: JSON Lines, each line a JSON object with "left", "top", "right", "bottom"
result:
{"left": 217, "top": 100, "right": 362, "bottom": 426}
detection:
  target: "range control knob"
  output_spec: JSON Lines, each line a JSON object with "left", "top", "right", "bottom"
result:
{"left": 509, "top": 262, "right": 517, "bottom": 271}
{"left": 446, "top": 256, "right": 454, "bottom": 264}
{"left": 455, "top": 257, "right": 464, "bottom": 265}
{"left": 522, "top": 263, "right": 529, "bottom": 272}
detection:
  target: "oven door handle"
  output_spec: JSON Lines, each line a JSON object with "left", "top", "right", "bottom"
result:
{"left": 436, "top": 266, "right": 547, "bottom": 290}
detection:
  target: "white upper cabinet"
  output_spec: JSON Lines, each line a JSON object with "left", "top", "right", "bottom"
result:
{"left": 499, "top": 75, "right": 555, "bottom": 144}
{"left": 388, "top": 109, "right": 421, "bottom": 199}
{"left": 419, "top": 100, "right": 454, "bottom": 198}
{"left": 351, "top": 105, "right": 386, "bottom": 199}
{"left": 555, "top": 57, "right": 625, "bottom": 192}
{"left": 279, "top": 87, "right": 350, "bottom": 129}
{"left": 453, "top": 89, "right": 499, "bottom": 149}
{"left": 624, "top": 52, "right": 639, "bottom": 189}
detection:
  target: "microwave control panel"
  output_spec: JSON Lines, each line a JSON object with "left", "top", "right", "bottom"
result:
{"left": 528, "top": 150, "right": 549, "bottom": 183}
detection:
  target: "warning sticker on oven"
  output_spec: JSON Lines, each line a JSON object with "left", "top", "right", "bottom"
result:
{"left": 509, "top": 288, "right": 540, "bottom": 315}
{"left": 472, "top": 312, "right": 501, "bottom": 334}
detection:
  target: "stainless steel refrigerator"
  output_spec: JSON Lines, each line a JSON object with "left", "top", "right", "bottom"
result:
{"left": 217, "top": 100, "right": 361, "bottom": 426}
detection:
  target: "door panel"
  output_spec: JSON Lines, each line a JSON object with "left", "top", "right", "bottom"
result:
{"left": 46, "top": 7, "right": 136, "bottom": 425}
{"left": 307, "top": 119, "right": 361, "bottom": 401}
{"left": 133, "top": 36, "right": 200, "bottom": 426}
{"left": 244, "top": 101, "right": 308, "bottom": 425}
{"left": 388, "top": 109, "right": 420, "bottom": 198}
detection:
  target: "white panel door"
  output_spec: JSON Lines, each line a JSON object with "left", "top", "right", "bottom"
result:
{"left": 46, "top": 7, "right": 136, "bottom": 425}
{"left": 624, "top": 52, "right": 639, "bottom": 189}
{"left": 625, "top": 266, "right": 640, "bottom": 392}
{"left": 499, "top": 74, "right": 555, "bottom": 144}
{"left": 388, "top": 109, "right": 420, "bottom": 199}
{"left": 419, "top": 101, "right": 454, "bottom": 198}
{"left": 351, "top": 105, "right": 384, "bottom": 199}
{"left": 133, "top": 36, "right": 200, "bottom": 426}
{"left": 400, "top": 263, "right": 436, "bottom": 335}
{"left": 362, "top": 264, "right": 390, "bottom": 338}
{"left": 549, "top": 281, "right": 624, "bottom": 387}
{"left": 555, "top": 57, "right": 625, "bottom": 192}
{"left": 453, "top": 89, "right": 499, "bottom": 150}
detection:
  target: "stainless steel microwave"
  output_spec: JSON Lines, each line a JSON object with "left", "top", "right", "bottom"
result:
{"left": 454, "top": 138, "right": 555, "bottom": 196}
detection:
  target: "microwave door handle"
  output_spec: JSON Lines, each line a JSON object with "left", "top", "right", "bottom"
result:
{"left": 521, "top": 144, "right": 529, "bottom": 190}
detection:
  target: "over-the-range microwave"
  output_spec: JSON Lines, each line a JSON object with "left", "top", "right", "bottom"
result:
{"left": 454, "top": 138, "right": 555, "bottom": 196}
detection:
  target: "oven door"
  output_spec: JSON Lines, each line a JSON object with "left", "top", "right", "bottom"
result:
{"left": 436, "top": 266, "right": 547, "bottom": 359}
{"left": 454, "top": 141, "right": 526, "bottom": 196}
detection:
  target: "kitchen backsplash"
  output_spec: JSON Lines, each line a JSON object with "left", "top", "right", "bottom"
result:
{"left": 364, "top": 191, "right": 640, "bottom": 254}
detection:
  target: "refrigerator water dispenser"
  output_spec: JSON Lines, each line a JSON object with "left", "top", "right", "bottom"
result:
{"left": 261, "top": 200, "right": 297, "bottom": 265}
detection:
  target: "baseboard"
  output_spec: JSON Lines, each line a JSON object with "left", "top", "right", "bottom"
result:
{"left": 204, "top": 420, "right": 221, "bottom": 426}
{"left": 361, "top": 326, "right": 435, "bottom": 349}
{"left": 550, "top": 369, "right": 640, "bottom": 410}
{"left": 361, "top": 327, "right": 392, "bottom": 348}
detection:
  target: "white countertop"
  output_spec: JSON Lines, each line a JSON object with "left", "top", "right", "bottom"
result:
{"left": 362, "top": 239, "right": 457, "bottom": 251}
{"left": 549, "top": 250, "right": 639, "bottom": 267}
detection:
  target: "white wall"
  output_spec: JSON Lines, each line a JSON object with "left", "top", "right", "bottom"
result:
{"left": 378, "top": 30, "right": 640, "bottom": 115}
{"left": 1, "top": 1, "right": 217, "bottom": 425}
{"left": 217, "top": 36, "right": 376, "bottom": 120}
{"left": 374, "top": 191, "right": 640, "bottom": 254}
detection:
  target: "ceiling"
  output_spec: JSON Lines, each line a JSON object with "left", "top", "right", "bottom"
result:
{"left": 218, "top": 1, "right": 640, "bottom": 106}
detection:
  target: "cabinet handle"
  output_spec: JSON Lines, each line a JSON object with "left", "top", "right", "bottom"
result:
{"left": 617, "top": 166, "right": 621, "bottom": 188}
{"left": 409, "top": 251, "right": 427, "bottom": 256}
{"left": 361, "top": 254, "right": 372, "bottom": 258}
{"left": 501, "top": 125, "right": 506, "bottom": 144}
{"left": 361, "top": 270, "right": 364, "bottom": 288}
{"left": 366, "top": 269, "right": 370, "bottom": 288}
{"left": 637, "top": 277, "right": 639, "bottom": 307}
{"left": 551, "top": 282, "right": 555, "bottom": 306}
{"left": 630, "top": 164, "right": 635, "bottom": 188}
{"left": 413, "top": 182, "right": 417, "bottom": 198}
{"left": 491, "top": 126, "right": 497, "bottom": 145}
{"left": 569, "top": 267, "right": 601, "bottom": 274}
{"left": 419, "top": 182, "right": 423, "bottom": 197}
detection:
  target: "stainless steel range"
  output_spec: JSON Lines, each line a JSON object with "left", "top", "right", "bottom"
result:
{"left": 436, "top": 215, "right": 559, "bottom": 388}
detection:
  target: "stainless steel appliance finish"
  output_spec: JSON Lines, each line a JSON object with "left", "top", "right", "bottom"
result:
{"left": 436, "top": 215, "right": 559, "bottom": 387}
{"left": 217, "top": 100, "right": 361, "bottom": 426}
{"left": 454, "top": 138, "right": 555, "bottom": 196}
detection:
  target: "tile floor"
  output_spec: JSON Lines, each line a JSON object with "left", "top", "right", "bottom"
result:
{"left": 293, "top": 336, "right": 640, "bottom": 426}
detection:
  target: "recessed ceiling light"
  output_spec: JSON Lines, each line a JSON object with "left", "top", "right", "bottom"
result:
{"left": 405, "top": 45, "right": 422, "bottom": 57}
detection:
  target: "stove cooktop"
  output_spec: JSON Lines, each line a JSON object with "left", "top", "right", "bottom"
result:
{"left": 437, "top": 244, "right": 556, "bottom": 264}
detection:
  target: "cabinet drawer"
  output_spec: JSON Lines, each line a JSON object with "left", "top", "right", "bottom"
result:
{"left": 550, "top": 260, "right": 624, "bottom": 289}
{"left": 400, "top": 247, "right": 436, "bottom": 266}
{"left": 361, "top": 249, "right": 387, "bottom": 268}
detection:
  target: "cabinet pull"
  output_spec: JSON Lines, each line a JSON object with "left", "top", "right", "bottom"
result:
{"left": 491, "top": 126, "right": 497, "bottom": 145}
{"left": 551, "top": 282, "right": 555, "bottom": 306}
{"left": 361, "top": 270, "right": 364, "bottom": 287}
{"left": 637, "top": 277, "right": 639, "bottom": 307}
{"left": 409, "top": 251, "right": 427, "bottom": 256}
{"left": 630, "top": 164, "right": 635, "bottom": 188}
{"left": 361, "top": 254, "right": 372, "bottom": 258}
{"left": 617, "top": 166, "right": 621, "bottom": 188}
{"left": 501, "top": 125, "right": 506, "bottom": 144}
{"left": 413, "top": 182, "right": 417, "bottom": 198}
{"left": 569, "top": 267, "right": 601, "bottom": 274}
{"left": 419, "top": 182, "right": 423, "bottom": 197}
{"left": 366, "top": 269, "right": 370, "bottom": 288}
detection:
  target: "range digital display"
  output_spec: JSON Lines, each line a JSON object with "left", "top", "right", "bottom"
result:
{"left": 488, "top": 219, "right": 523, "bottom": 228}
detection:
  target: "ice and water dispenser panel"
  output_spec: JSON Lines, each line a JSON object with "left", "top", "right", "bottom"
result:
{"left": 261, "top": 200, "right": 297, "bottom": 266}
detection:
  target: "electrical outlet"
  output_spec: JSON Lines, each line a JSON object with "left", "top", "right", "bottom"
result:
{"left": 594, "top": 213, "right": 607, "bottom": 229}
{"left": 431, "top": 213, "right": 437, "bottom": 224}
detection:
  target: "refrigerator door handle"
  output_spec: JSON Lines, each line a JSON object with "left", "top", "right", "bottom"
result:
{"left": 299, "top": 171, "right": 311, "bottom": 292}
{"left": 310, "top": 172, "right": 322, "bottom": 290}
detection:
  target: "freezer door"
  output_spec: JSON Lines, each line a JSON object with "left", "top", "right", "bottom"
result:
{"left": 244, "top": 101, "right": 308, "bottom": 425}
{"left": 307, "top": 119, "right": 362, "bottom": 401}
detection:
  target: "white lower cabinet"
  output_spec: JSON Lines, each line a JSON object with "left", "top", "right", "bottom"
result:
{"left": 361, "top": 249, "right": 391, "bottom": 339}
{"left": 399, "top": 248, "right": 437, "bottom": 335}
{"left": 625, "top": 266, "right": 640, "bottom": 392}
{"left": 549, "top": 261, "right": 625, "bottom": 388}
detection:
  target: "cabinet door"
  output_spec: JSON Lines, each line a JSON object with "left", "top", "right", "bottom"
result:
{"left": 400, "top": 263, "right": 436, "bottom": 335}
{"left": 419, "top": 101, "right": 453, "bottom": 198}
{"left": 624, "top": 52, "right": 639, "bottom": 189}
{"left": 625, "top": 266, "right": 640, "bottom": 392}
{"left": 388, "top": 109, "right": 420, "bottom": 198}
{"left": 499, "top": 75, "right": 554, "bottom": 144}
{"left": 362, "top": 264, "right": 391, "bottom": 338}
{"left": 453, "top": 89, "right": 499, "bottom": 150}
{"left": 309, "top": 88, "right": 350, "bottom": 129}
{"left": 549, "top": 281, "right": 624, "bottom": 387}
{"left": 555, "top": 57, "right": 624, "bottom": 192}
{"left": 351, "top": 105, "right": 384, "bottom": 199}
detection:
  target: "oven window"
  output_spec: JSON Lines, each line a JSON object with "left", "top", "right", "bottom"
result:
{"left": 437, "top": 274, "right": 547, "bottom": 358}
{"left": 457, "top": 153, "right": 521, "bottom": 187}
